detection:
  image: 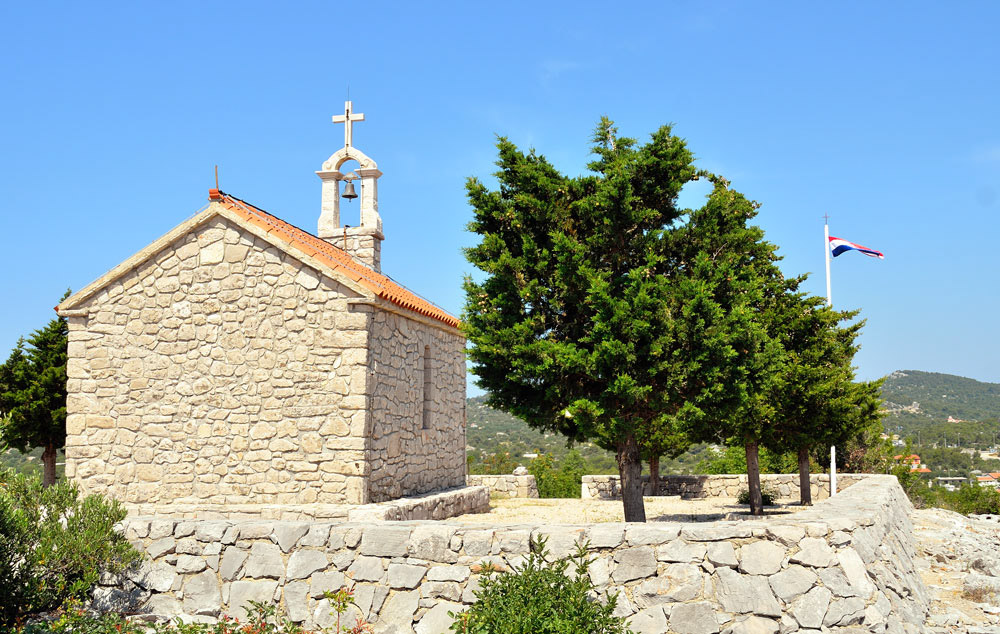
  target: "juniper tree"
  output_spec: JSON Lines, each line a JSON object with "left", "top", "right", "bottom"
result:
{"left": 665, "top": 178, "right": 791, "bottom": 516}
{"left": 0, "top": 293, "right": 69, "bottom": 487}
{"left": 765, "top": 294, "right": 883, "bottom": 504}
{"left": 463, "top": 119, "right": 792, "bottom": 520}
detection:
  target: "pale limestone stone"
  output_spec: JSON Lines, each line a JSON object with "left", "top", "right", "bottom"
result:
{"left": 789, "top": 538, "right": 834, "bottom": 568}
{"left": 669, "top": 602, "right": 721, "bottom": 634}
{"left": 612, "top": 546, "right": 657, "bottom": 583}
{"left": 739, "top": 541, "right": 786, "bottom": 576}
{"left": 415, "top": 601, "right": 465, "bottom": 634}
{"left": 182, "top": 570, "right": 221, "bottom": 616}
{"left": 768, "top": 565, "right": 817, "bottom": 602}
{"left": 245, "top": 542, "right": 284, "bottom": 579}
{"left": 229, "top": 580, "right": 279, "bottom": 620}
{"left": 790, "top": 586, "right": 832, "bottom": 629}
{"left": 286, "top": 550, "right": 328, "bottom": 579}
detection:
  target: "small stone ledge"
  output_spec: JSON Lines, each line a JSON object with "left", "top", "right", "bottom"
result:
{"left": 581, "top": 473, "right": 873, "bottom": 500}
{"left": 467, "top": 474, "right": 539, "bottom": 498}
{"left": 123, "top": 486, "right": 489, "bottom": 522}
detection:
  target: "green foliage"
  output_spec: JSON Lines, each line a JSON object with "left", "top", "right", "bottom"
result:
{"left": 0, "top": 469, "right": 142, "bottom": 629}
{"left": 0, "top": 292, "right": 70, "bottom": 486}
{"left": 451, "top": 537, "right": 630, "bottom": 634}
{"left": 737, "top": 487, "right": 777, "bottom": 506}
{"left": 696, "top": 445, "right": 798, "bottom": 475}
{"left": 527, "top": 451, "right": 585, "bottom": 498}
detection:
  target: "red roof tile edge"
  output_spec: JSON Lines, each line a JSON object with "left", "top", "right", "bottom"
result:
{"left": 214, "top": 191, "right": 461, "bottom": 329}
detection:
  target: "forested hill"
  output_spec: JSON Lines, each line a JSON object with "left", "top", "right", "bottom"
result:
{"left": 882, "top": 370, "right": 1000, "bottom": 424}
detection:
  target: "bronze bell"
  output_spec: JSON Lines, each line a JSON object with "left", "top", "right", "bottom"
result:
{"left": 342, "top": 180, "right": 358, "bottom": 200}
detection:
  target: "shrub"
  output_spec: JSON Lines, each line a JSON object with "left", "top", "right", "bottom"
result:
{"left": 450, "top": 536, "right": 630, "bottom": 634}
{"left": 25, "top": 589, "right": 372, "bottom": 633}
{"left": 528, "top": 452, "right": 585, "bottom": 498}
{"left": 0, "top": 468, "right": 142, "bottom": 629}
{"left": 737, "top": 486, "right": 777, "bottom": 506}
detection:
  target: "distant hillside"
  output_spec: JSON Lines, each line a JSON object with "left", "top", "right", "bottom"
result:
{"left": 882, "top": 370, "right": 1000, "bottom": 423}
{"left": 881, "top": 370, "right": 1000, "bottom": 449}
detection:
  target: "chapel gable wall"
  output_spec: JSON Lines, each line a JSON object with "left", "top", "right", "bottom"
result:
{"left": 64, "top": 216, "right": 372, "bottom": 505}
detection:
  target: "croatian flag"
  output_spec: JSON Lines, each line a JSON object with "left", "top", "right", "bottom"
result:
{"left": 828, "top": 236, "right": 884, "bottom": 259}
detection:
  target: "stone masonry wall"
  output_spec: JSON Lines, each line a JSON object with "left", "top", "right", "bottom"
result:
{"left": 466, "top": 474, "right": 539, "bottom": 498}
{"left": 110, "top": 475, "right": 928, "bottom": 634}
{"left": 64, "top": 217, "right": 372, "bottom": 505}
{"left": 581, "top": 473, "right": 872, "bottom": 501}
{"left": 366, "top": 309, "right": 466, "bottom": 502}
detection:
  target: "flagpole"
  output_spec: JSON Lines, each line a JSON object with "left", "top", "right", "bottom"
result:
{"left": 824, "top": 218, "right": 832, "bottom": 307}
{"left": 824, "top": 215, "right": 837, "bottom": 497}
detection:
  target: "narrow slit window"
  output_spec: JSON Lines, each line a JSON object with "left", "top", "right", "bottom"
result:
{"left": 422, "top": 345, "right": 432, "bottom": 429}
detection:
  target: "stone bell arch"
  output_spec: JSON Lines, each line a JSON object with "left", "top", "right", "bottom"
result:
{"left": 316, "top": 101, "right": 384, "bottom": 271}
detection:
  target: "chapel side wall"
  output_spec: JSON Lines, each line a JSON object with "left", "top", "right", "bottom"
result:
{"left": 366, "top": 309, "right": 466, "bottom": 502}
{"left": 63, "top": 216, "right": 371, "bottom": 506}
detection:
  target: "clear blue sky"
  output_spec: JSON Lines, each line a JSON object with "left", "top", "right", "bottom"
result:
{"left": 1, "top": 2, "right": 998, "bottom": 396}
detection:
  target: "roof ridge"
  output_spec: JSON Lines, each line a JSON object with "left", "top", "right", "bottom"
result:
{"left": 216, "top": 191, "right": 460, "bottom": 329}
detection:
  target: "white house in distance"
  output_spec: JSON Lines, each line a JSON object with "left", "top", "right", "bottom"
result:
{"left": 56, "top": 103, "right": 467, "bottom": 507}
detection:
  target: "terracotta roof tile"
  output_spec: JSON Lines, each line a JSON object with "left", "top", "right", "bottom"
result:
{"left": 215, "top": 191, "right": 460, "bottom": 329}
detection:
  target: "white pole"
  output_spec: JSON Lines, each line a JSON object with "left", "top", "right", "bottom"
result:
{"left": 824, "top": 220, "right": 832, "bottom": 307}
{"left": 831, "top": 445, "right": 837, "bottom": 497}
{"left": 825, "top": 219, "right": 837, "bottom": 496}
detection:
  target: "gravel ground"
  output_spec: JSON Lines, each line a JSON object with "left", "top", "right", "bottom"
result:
{"left": 450, "top": 495, "right": 806, "bottom": 524}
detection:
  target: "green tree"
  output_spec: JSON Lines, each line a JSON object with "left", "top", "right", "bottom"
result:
{"left": 0, "top": 295, "right": 69, "bottom": 487}
{"left": 765, "top": 293, "right": 883, "bottom": 505}
{"left": 463, "top": 119, "right": 710, "bottom": 521}
{"left": 665, "top": 177, "right": 791, "bottom": 515}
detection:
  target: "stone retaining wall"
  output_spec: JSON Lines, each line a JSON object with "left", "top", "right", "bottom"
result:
{"left": 466, "top": 474, "right": 538, "bottom": 498}
{"left": 108, "top": 475, "right": 927, "bottom": 633}
{"left": 121, "top": 486, "right": 490, "bottom": 522}
{"left": 581, "top": 473, "right": 872, "bottom": 501}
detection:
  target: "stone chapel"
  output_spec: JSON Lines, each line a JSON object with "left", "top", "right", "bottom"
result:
{"left": 56, "top": 102, "right": 467, "bottom": 507}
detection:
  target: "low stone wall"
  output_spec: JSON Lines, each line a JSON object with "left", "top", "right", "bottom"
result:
{"left": 466, "top": 474, "right": 538, "bottom": 498}
{"left": 122, "top": 486, "right": 490, "bottom": 521}
{"left": 107, "top": 475, "right": 927, "bottom": 633}
{"left": 581, "top": 473, "right": 872, "bottom": 501}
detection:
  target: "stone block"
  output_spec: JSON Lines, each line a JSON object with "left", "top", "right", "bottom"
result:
{"left": 628, "top": 606, "right": 668, "bottom": 634}
{"left": 739, "top": 541, "right": 785, "bottom": 576}
{"left": 182, "top": 570, "right": 221, "bottom": 616}
{"left": 669, "top": 601, "right": 721, "bottom": 634}
{"left": 768, "top": 565, "right": 817, "bottom": 602}
{"left": 286, "top": 549, "right": 328, "bottom": 580}
{"left": 789, "top": 538, "right": 834, "bottom": 568}
{"left": 245, "top": 542, "right": 284, "bottom": 579}
{"left": 229, "top": 580, "right": 279, "bottom": 621}
{"left": 274, "top": 523, "right": 310, "bottom": 552}
{"left": 415, "top": 601, "right": 465, "bottom": 634}
{"left": 612, "top": 546, "right": 657, "bottom": 583}
{"left": 388, "top": 563, "right": 427, "bottom": 589}
{"left": 220, "top": 547, "right": 248, "bottom": 581}
{"left": 707, "top": 542, "right": 738, "bottom": 568}
{"left": 426, "top": 565, "right": 470, "bottom": 583}
{"left": 376, "top": 590, "right": 419, "bottom": 631}
{"left": 360, "top": 525, "right": 411, "bottom": 557}
{"left": 347, "top": 555, "right": 385, "bottom": 582}
{"left": 657, "top": 539, "right": 708, "bottom": 563}
{"left": 789, "top": 586, "right": 832, "bottom": 629}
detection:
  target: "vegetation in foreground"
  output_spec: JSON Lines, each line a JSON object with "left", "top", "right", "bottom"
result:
{"left": 0, "top": 468, "right": 142, "bottom": 630}
{"left": 450, "top": 537, "right": 630, "bottom": 634}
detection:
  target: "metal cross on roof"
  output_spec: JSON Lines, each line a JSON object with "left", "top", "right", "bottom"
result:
{"left": 332, "top": 100, "right": 365, "bottom": 148}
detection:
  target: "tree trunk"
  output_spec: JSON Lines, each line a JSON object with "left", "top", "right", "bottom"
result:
{"left": 745, "top": 441, "right": 764, "bottom": 516}
{"left": 798, "top": 445, "right": 812, "bottom": 506}
{"left": 648, "top": 454, "right": 660, "bottom": 496}
{"left": 42, "top": 443, "right": 57, "bottom": 487}
{"left": 617, "top": 434, "right": 646, "bottom": 522}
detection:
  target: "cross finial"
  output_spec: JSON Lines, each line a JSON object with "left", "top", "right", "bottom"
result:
{"left": 822, "top": 213, "right": 830, "bottom": 225}
{"left": 332, "top": 100, "right": 365, "bottom": 148}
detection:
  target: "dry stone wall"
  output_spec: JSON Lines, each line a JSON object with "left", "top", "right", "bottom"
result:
{"left": 466, "top": 474, "right": 539, "bottom": 498}
{"left": 366, "top": 309, "right": 466, "bottom": 502}
{"left": 110, "top": 475, "right": 928, "bottom": 634}
{"left": 581, "top": 473, "right": 872, "bottom": 501}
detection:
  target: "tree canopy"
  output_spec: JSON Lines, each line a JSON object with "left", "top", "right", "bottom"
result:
{"left": 463, "top": 119, "right": 807, "bottom": 519}
{"left": 0, "top": 296, "right": 69, "bottom": 486}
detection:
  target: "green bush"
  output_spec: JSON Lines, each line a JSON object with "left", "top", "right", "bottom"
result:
{"left": 528, "top": 451, "right": 585, "bottom": 498}
{"left": 0, "top": 468, "right": 142, "bottom": 629}
{"left": 737, "top": 487, "right": 777, "bottom": 506}
{"left": 450, "top": 537, "right": 630, "bottom": 634}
